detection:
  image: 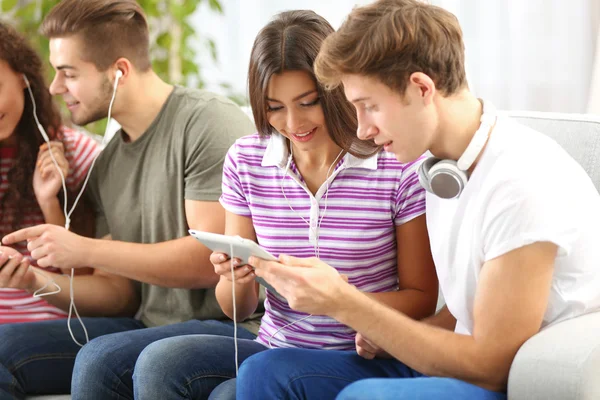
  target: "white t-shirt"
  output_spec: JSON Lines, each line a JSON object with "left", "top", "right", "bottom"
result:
{"left": 427, "top": 116, "right": 600, "bottom": 335}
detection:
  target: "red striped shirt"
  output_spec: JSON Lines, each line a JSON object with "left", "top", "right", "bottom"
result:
{"left": 0, "top": 127, "right": 100, "bottom": 323}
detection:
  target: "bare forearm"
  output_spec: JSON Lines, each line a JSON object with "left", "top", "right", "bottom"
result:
{"left": 38, "top": 198, "right": 66, "bottom": 226}
{"left": 215, "top": 277, "right": 259, "bottom": 321}
{"left": 367, "top": 289, "right": 437, "bottom": 321}
{"left": 423, "top": 305, "right": 457, "bottom": 330}
{"left": 86, "top": 236, "right": 219, "bottom": 288}
{"left": 28, "top": 270, "right": 139, "bottom": 317}
{"left": 332, "top": 285, "right": 502, "bottom": 391}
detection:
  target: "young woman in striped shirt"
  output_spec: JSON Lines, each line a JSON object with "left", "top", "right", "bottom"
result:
{"left": 0, "top": 22, "right": 99, "bottom": 324}
{"left": 130, "top": 10, "right": 438, "bottom": 400}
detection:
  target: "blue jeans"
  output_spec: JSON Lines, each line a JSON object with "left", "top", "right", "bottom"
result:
{"left": 72, "top": 320, "right": 256, "bottom": 400}
{"left": 0, "top": 318, "right": 254, "bottom": 400}
{"left": 0, "top": 317, "right": 144, "bottom": 399}
{"left": 236, "top": 349, "right": 508, "bottom": 400}
{"left": 133, "top": 334, "right": 267, "bottom": 400}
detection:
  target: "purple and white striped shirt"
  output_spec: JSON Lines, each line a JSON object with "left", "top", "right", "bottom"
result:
{"left": 220, "top": 132, "right": 426, "bottom": 350}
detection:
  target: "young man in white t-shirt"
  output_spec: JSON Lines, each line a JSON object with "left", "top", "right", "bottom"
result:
{"left": 241, "top": 0, "right": 600, "bottom": 399}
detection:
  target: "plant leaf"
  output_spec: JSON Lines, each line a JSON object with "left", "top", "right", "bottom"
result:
{"left": 1, "top": 0, "right": 19, "bottom": 13}
{"left": 156, "top": 32, "right": 172, "bottom": 49}
{"left": 208, "top": 0, "right": 223, "bottom": 14}
{"left": 206, "top": 38, "right": 218, "bottom": 61}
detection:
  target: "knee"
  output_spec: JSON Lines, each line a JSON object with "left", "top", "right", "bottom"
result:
{"left": 237, "top": 352, "right": 267, "bottom": 397}
{"left": 240, "top": 349, "right": 295, "bottom": 378}
{"left": 237, "top": 349, "right": 294, "bottom": 397}
{"left": 74, "top": 334, "right": 119, "bottom": 377}
{"left": 134, "top": 339, "right": 184, "bottom": 397}
{"left": 238, "top": 350, "right": 274, "bottom": 381}
{"left": 135, "top": 338, "right": 186, "bottom": 380}
{"left": 135, "top": 335, "right": 237, "bottom": 399}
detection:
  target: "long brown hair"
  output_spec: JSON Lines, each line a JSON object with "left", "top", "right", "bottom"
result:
{"left": 0, "top": 21, "right": 62, "bottom": 231}
{"left": 248, "top": 10, "right": 379, "bottom": 158}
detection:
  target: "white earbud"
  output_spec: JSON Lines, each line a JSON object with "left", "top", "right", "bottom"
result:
{"left": 115, "top": 69, "right": 123, "bottom": 80}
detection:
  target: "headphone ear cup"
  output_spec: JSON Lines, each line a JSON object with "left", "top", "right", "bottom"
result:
{"left": 418, "top": 157, "right": 440, "bottom": 194}
{"left": 428, "top": 160, "right": 468, "bottom": 199}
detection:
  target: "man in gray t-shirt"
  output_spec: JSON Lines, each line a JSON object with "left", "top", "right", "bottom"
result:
{"left": 0, "top": 1, "right": 259, "bottom": 398}
{"left": 87, "top": 86, "right": 255, "bottom": 328}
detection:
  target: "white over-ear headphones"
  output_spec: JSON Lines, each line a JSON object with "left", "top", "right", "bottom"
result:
{"left": 418, "top": 99, "right": 496, "bottom": 199}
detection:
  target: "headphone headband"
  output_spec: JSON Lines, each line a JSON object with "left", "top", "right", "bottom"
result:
{"left": 456, "top": 100, "right": 496, "bottom": 171}
{"left": 418, "top": 99, "right": 497, "bottom": 199}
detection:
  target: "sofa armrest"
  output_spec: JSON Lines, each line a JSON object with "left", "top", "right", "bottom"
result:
{"left": 508, "top": 311, "right": 600, "bottom": 400}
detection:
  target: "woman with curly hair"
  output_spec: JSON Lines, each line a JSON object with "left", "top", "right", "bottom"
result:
{"left": 0, "top": 21, "right": 99, "bottom": 323}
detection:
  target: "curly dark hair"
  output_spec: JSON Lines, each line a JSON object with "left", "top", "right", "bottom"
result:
{"left": 0, "top": 21, "right": 63, "bottom": 232}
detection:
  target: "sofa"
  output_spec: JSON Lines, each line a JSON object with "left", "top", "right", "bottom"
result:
{"left": 27, "top": 110, "right": 600, "bottom": 400}
{"left": 502, "top": 111, "right": 600, "bottom": 400}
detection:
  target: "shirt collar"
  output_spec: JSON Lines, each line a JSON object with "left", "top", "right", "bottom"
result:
{"left": 261, "top": 132, "right": 378, "bottom": 170}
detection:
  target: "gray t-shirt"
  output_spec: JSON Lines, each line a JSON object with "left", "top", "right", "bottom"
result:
{"left": 87, "top": 86, "right": 256, "bottom": 327}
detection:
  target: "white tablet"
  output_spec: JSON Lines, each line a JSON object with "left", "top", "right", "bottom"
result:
{"left": 189, "top": 230, "right": 281, "bottom": 296}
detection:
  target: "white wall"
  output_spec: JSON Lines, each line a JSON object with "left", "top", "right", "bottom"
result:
{"left": 435, "top": 0, "right": 596, "bottom": 113}
{"left": 190, "top": 0, "right": 371, "bottom": 99}
{"left": 191, "top": 0, "right": 598, "bottom": 113}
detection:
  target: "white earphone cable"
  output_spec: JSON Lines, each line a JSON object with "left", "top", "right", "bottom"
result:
{"left": 229, "top": 141, "right": 345, "bottom": 367}
{"left": 268, "top": 141, "right": 344, "bottom": 347}
{"left": 67, "top": 72, "right": 120, "bottom": 222}
{"left": 24, "top": 71, "right": 120, "bottom": 346}
{"left": 229, "top": 244, "right": 240, "bottom": 376}
{"left": 280, "top": 144, "right": 343, "bottom": 257}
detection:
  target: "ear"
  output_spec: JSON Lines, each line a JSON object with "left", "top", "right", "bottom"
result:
{"left": 408, "top": 72, "right": 436, "bottom": 105}
{"left": 113, "top": 58, "right": 132, "bottom": 83}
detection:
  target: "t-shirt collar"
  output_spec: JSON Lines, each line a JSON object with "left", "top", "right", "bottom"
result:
{"left": 261, "top": 132, "right": 378, "bottom": 170}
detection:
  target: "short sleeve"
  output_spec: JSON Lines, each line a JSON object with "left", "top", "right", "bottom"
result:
{"left": 61, "top": 127, "right": 101, "bottom": 190}
{"left": 184, "top": 100, "right": 255, "bottom": 201}
{"left": 219, "top": 142, "right": 252, "bottom": 217}
{"left": 393, "top": 157, "right": 427, "bottom": 225}
{"left": 481, "top": 174, "right": 578, "bottom": 262}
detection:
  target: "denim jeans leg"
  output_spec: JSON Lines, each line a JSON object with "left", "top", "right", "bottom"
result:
{"left": 336, "top": 377, "right": 507, "bottom": 400}
{"left": 237, "top": 348, "right": 507, "bottom": 400}
{"left": 236, "top": 349, "right": 420, "bottom": 400}
{"left": 73, "top": 319, "right": 258, "bottom": 400}
{"left": 0, "top": 317, "right": 145, "bottom": 399}
{"left": 134, "top": 335, "right": 267, "bottom": 400}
